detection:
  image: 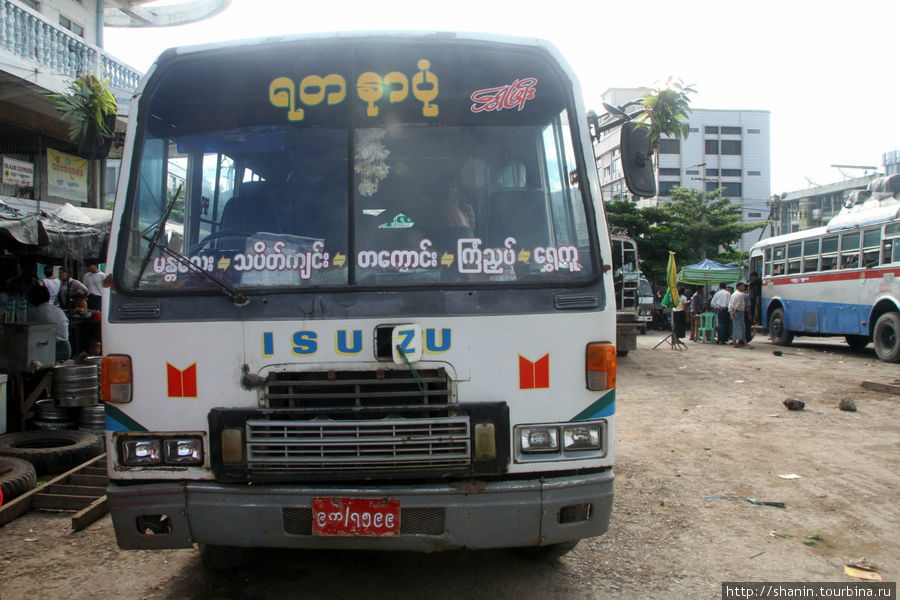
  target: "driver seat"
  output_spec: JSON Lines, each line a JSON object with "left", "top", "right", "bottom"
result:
{"left": 219, "top": 181, "right": 282, "bottom": 235}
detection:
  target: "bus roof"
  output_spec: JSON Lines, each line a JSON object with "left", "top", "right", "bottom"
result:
{"left": 826, "top": 199, "right": 900, "bottom": 232}
{"left": 155, "top": 30, "right": 567, "bottom": 71}
{"left": 752, "top": 187, "right": 899, "bottom": 253}
{"left": 751, "top": 225, "right": 829, "bottom": 251}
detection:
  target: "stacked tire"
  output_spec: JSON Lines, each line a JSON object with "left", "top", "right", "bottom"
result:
{"left": 0, "top": 430, "right": 104, "bottom": 476}
{"left": 0, "top": 456, "right": 37, "bottom": 503}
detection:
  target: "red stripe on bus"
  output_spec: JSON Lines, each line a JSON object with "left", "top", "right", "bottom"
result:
{"left": 766, "top": 267, "right": 900, "bottom": 285}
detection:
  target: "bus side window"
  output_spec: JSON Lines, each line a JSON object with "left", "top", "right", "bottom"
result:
{"left": 840, "top": 232, "right": 860, "bottom": 268}
{"left": 862, "top": 228, "right": 881, "bottom": 268}
{"left": 863, "top": 250, "right": 879, "bottom": 268}
{"left": 803, "top": 238, "right": 819, "bottom": 272}
{"left": 821, "top": 236, "right": 838, "bottom": 270}
{"left": 885, "top": 238, "right": 900, "bottom": 264}
{"left": 803, "top": 256, "right": 819, "bottom": 272}
{"left": 787, "top": 242, "right": 802, "bottom": 274}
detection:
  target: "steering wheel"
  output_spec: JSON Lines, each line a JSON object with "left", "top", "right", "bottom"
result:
{"left": 188, "top": 229, "right": 254, "bottom": 254}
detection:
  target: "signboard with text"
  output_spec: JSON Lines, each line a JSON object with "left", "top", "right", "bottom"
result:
{"left": 46, "top": 149, "right": 87, "bottom": 203}
{"left": 2, "top": 156, "right": 34, "bottom": 187}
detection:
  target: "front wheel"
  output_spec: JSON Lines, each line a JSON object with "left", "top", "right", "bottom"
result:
{"left": 768, "top": 307, "right": 794, "bottom": 346}
{"left": 873, "top": 312, "right": 900, "bottom": 363}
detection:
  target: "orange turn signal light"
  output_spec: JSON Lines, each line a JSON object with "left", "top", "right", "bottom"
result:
{"left": 101, "top": 354, "right": 133, "bottom": 403}
{"left": 586, "top": 343, "right": 616, "bottom": 390}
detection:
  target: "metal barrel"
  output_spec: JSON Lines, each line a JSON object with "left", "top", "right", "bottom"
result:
{"left": 77, "top": 403, "right": 107, "bottom": 433}
{"left": 52, "top": 364, "right": 100, "bottom": 407}
{"left": 34, "top": 398, "right": 76, "bottom": 430}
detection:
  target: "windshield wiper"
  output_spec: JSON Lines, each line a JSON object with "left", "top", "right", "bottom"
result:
{"left": 135, "top": 183, "right": 182, "bottom": 286}
{"left": 142, "top": 238, "right": 249, "bottom": 306}
{"left": 134, "top": 184, "right": 249, "bottom": 306}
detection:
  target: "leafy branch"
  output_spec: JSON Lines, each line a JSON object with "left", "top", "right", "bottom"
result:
{"left": 48, "top": 75, "right": 117, "bottom": 143}
{"left": 633, "top": 78, "right": 697, "bottom": 148}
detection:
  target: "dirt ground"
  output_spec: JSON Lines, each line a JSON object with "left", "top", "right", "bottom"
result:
{"left": 1, "top": 333, "right": 898, "bottom": 600}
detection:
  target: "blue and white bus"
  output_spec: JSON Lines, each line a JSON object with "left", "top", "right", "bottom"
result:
{"left": 750, "top": 175, "right": 900, "bottom": 362}
{"left": 99, "top": 32, "right": 655, "bottom": 566}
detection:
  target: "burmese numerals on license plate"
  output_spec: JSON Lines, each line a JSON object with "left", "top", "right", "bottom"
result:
{"left": 312, "top": 497, "right": 401, "bottom": 537}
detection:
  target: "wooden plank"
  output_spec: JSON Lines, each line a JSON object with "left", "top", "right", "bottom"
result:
{"left": 0, "top": 489, "right": 35, "bottom": 526}
{"left": 861, "top": 380, "right": 900, "bottom": 395}
{"left": 0, "top": 453, "right": 106, "bottom": 527}
{"left": 82, "top": 467, "right": 108, "bottom": 476}
{"left": 71, "top": 495, "right": 108, "bottom": 531}
{"left": 44, "top": 484, "right": 106, "bottom": 497}
{"left": 68, "top": 474, "right": 109, "bottom": 487}
{"left": 32, "top": 493, "right": 95, "bottom": 511}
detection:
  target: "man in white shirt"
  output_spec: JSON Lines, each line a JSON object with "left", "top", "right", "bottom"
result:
{"left": 82, "top": 262, "right": 105, "bottom": 311}
{"left": 41, "top": 265, "right": 60, "bottom": 305}
{"left": 58, "top": 268, "right": 88, "bottom": 310}
{"left": 709, "top": 282, "right": 732, "bottom": 344}
{"left": 729, "top": 282, "right": 751, "bottom": 347}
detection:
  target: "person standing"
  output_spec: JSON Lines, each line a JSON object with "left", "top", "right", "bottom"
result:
{"left": 82, "top": 262, "right": 105, "bottom": 311}
{"left": 26, "top": 284, "right": 70, "bottom": 361}
{"left": 41, "top": 265, "right": 61, "bottom": 305}
{"left": 748, "top": 271, "right": 762, "bottom": 326}
{"left": 58, "top": 268, "right": 88, "bottom": 310}
{"left": 689, "top": 287, "right": 707, "bottom": 341}
{"left": 710, "top": 282, "right": 732, "bottom": 344}
{"left": 729, "top": 281, "right": 751, "bottom": 347}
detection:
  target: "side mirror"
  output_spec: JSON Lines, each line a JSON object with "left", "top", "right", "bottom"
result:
{"left": 620, "top": 122, "right": 656, "bottom": 198}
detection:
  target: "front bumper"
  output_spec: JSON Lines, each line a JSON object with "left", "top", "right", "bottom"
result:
{"left": 107, "top": 469, "right": 613, "bottom": 551}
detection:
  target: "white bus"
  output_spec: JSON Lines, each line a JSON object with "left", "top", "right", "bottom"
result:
{"left": 99, "top": 32, "right": 653, "bottom": 566}
{"left": 750, "top": 175, "right": 900, "bottom": 362}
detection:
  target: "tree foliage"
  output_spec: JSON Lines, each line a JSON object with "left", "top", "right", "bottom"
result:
{"left": 606, "top": 186, "right": 764, "bottom": 285}
{"left": 48, "top": 75, "right": 117, "bottom": 143}
{"left": 633, "top": 78, "right": 696, "bottom": 147}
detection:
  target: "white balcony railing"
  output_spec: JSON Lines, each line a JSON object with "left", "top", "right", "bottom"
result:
{"left": 0, "top": 0, "right": 140, "bottom": 91}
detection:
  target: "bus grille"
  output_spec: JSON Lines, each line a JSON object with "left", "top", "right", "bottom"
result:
{"left": 263, "top": 369, "right": 451, "bottom": 409}
{"left": 245, "top": 416, "right": 471, "bottom": 472}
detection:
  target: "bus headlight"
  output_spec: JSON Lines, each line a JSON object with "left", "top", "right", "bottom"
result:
{"left": 514, "top": 420, "right": 606, "bottom": 462}
{"left": 562, "top": 424, "right": 602, "bottom": 450}
{"left": 121, "top": 439, "right": 162, "bottom": 466}
{"left": 518, "top": 426, "right": 559, "bottom": 453}
{"left": 163, "top": 438, "right": 204, "bottom": 465}
{"left": 118, "top": 434, "right": 205, "bottom": 467}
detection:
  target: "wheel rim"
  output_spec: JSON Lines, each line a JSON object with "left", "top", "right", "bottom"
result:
{"left": 771, "top": 314, "right": 784, "bottom": 339}
{"left": 879, "top": 323, "right": 897, "bottom": 351}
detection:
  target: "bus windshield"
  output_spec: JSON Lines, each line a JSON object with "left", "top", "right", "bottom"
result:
{"left": 119, "top": 40, "right": 594, "bottom": 292}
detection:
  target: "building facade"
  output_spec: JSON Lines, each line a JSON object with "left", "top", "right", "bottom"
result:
{"left": 0, "top": 0, "right": 228, "bottom": 208}
{"left": 771, "top": 174, "right": 880, "bottom": 236}
{"left": 594, "top": 88, "right": 771, "bottom": 252}
{"left": 884, "top": 149, "right": 900, "bottom": 177}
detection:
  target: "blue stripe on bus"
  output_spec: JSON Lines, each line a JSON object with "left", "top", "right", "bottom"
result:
{"left": 104, "top": 404, "right": 147, "bottom": 432}
{"left": 571, "top": 389, "right": 615, "bottom": 421}
{"left": 762, "top": 298, "right": 870, "bottom": 336}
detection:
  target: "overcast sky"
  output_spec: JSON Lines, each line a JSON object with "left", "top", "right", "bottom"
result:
{"left": 104, "top": 0, "right": 900, "bottom": 195}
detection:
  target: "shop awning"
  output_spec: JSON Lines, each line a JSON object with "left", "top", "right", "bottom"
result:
{"left": 677, "top": 258, "right": 741, "bottom": 285}
{"left": 0, "top": 197, "right": 111, "bottom": 262}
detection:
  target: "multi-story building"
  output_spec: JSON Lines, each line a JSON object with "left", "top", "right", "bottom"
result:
{"left": 0, "top": 0, "right": 228, "bottom": 208}
{"left": 594, "top": 88, "right": 771, "bottom": 252}
{"left": 771, "top": 173, "right": 880, "bottom": 236}
{"left": 884, "top": 149, "right": 900, "bottom": 177}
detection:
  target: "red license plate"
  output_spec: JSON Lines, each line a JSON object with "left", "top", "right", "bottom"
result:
{"left": 312, "top": 497, "right": 401, "bottom": 537}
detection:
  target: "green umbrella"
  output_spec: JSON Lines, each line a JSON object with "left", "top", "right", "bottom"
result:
{"left": 661, "top": 251, "right": 680, "bottom": 309}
